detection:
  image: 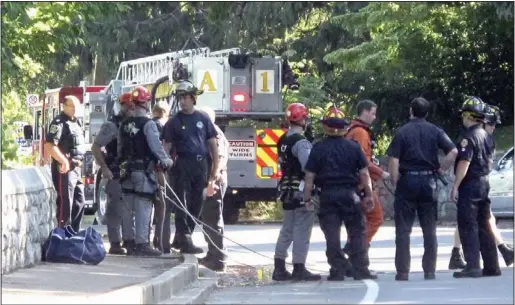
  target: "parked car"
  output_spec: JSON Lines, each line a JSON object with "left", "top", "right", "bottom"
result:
{"left": 490, "top": 146, "right": 514, "bottom": 219}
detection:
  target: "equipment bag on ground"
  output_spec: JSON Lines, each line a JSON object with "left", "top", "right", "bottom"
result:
{"left": 42, "top": 225, "right": 106, "bottom": 265}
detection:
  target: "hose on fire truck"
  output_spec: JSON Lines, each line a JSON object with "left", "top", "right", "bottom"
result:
{"left": 162, "top": 179, "right": 329, "bottom": 274}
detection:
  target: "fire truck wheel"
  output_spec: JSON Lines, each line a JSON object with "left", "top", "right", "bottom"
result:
{"left": 94, "top": 172, "right": 109, "bottom": 226}
{"left": 223, "top": 200, "right": 242, "bottom": 225}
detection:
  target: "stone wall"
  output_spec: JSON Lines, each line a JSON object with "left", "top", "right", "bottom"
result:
{"left": 2, "top": 167, "right": 57, "bottom": 275}
{"left": 376, "top": 156, "right": 457, "bottom": 223}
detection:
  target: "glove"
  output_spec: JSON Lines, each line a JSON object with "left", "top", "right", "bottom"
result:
{"left": 159, "top": 158, "right": 174, "bottom": 170}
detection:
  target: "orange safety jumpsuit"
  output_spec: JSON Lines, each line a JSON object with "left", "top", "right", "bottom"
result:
{"left": 345, "top": 119, "right": 384, "bottom": 244}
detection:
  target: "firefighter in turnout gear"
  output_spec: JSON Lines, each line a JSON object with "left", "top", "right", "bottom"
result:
{"left": 272, "top": 103, "right": 321, "bottom": 282}
{"left": 92, "top": 92, "right": 136, "bottom": 255}
{"left": 449, "top": 103, "right": 514, "bottom": 270}
{"left": 451, "top": 96, "right": 501, "bottom": 278}
{"left": 304, "top": 106, "right": 377, "bottom": 281}
{"left": 118, "top": 86, "right": 174, "bottom": 257}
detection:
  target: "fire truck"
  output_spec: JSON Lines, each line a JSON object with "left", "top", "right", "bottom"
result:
{"left": 90, "top": 47, "right": 298, "bottom": 224}
{"left": 25, "top": 84, "right": 106, "bottom": 214}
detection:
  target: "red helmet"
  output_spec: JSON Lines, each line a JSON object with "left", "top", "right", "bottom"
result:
{"left": 119, "top": 92, "right": 132, "bottom": 105}
{"left": 286, "top": 103, "right": 308, "bottom": 122}
{"left": 131, "top": 86, "right": 151, "bottom": 104}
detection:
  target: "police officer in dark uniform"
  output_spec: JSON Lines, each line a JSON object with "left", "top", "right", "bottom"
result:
{"left": 44, "top": 95, "right": 87, "bottom": 232}
{"left": 162, "top": 81, "right": 219, "bottom": 254}
{"left": 92, "top": 92, "right": 135, "bottom": 255}
{"left": 386, "top": 97, "right": 457, "bottom": 281}
{"left": 450, "top": 96, "right": 501, "bottom": 278}
{"left": 118, "top": 86, "right": 174, "bottom": 257}
{"left": 303, "top": 107, "right": 376, "bottom": 281}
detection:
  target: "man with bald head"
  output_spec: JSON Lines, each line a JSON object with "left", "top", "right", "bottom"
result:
{"left": 44, "top": 95, "right": 87, "bottom": 232}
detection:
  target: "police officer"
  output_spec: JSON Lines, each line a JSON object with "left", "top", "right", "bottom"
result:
{"left": 118, "top": 86, "right": 174, "bottom": 257}
{"left": 44, "top": 95, "right": 87, "bottom": 232}
{"left": 92, "top": 92, "right": 135, "bottom": 255}
{"left": 272, "top": 103, "right": 321, "bottom": 282}
{"left": 162, "top": 81, "right": 219, "bottom": 254}
{"left": 196, "top": 106, "right": 229, "bottom": 271}
{"left": 450, "top": 96, "right": 502, "bottom": 278}
{"left": 303, "top": 107, "right": 376, "bottom": 281}
{"left": 386, "top": 97, "right": 457, "bottom": 281}
{"left": 448, "top": 104, "right": 514, "bottom": 269}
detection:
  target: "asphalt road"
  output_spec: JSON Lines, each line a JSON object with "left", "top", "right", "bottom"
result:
{"left": 84, "top": 218, "right": 514, "bottom": 304}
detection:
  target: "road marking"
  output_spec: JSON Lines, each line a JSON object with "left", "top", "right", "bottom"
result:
{"left": 359, "top": 279, "right": 379, "bottom": 304}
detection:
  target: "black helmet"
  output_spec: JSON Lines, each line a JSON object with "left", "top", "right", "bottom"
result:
{"left": 484, "top": 104, "right": 502, "bottom": 125}
{"left": 174, "top": 80, "right": 204, "bottom": 97}
{"left": 460, "top": 96, "right": 486, "bottom": 120}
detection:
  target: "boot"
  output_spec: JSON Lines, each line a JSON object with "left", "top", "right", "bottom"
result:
{"left": 122, "top": 240, "right": 136, "bottom": 256}
{"left": 292, "top": 263, "right": 322, "bottom": 282}
{"left": 272, "top": 258, "right": 293, "bottom": 281}
{"left": 327, "top": 269, "right": 345, "bottom": 281}
{"left": 179, "top": 234, "right": 204, "bottom": 254}
{"left": 498, "top": 244, "right": 514, "bottom": 266}
{"left": 448, "top": 247, "right": 467, "bottom": 270}
{"left": 199, "top": 256, "right": 226, "bottom": 272}
{"left": 353, "top": 268, "right": 378, "bottom": 280}
{"left": 171, "top": 234, "right": 181, "bottom": 250}
{"left": 109, "top": 242, "right": 126, "bottom": 255}
{"left": 134, "top": 243, "right": 162, "bottom": 257}
{"left": 453, "top": 266, "right": 482, "bottom": 278}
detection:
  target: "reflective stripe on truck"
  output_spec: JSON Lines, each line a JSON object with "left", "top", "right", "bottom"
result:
{"left": 255, "top": 129, "right": 286, "bottom": 179}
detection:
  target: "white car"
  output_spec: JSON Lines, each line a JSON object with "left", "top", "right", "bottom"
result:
{"left": 489, "top": 146, "right": 514, "bottom": 219}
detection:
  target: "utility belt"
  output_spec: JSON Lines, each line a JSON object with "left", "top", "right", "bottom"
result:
{"left": 120, "top": 158, "right": 158, "bottom": 200}
{"left": 278, "top": 176, "right": 317, "bottom": 210}
{"left": 400, "top": 169, "right": 448, "bottom": 185}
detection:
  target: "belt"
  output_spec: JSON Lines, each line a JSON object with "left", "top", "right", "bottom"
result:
{"left": 177, "top": 154, "right": 206, "bottom": 161}
{"left": 404, "top": 170, "right": 434, "bottom": 176}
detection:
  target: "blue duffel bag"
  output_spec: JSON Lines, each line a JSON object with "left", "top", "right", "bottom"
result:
{"left": 42, "top": 225, "right": 106, "bottom": 265}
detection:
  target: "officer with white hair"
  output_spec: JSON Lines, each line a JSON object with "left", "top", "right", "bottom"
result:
{"left": 196, "top": 105, "right": 230, "bottom": 271}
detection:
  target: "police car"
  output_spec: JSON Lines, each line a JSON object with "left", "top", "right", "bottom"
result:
{"left": 490, "top": 146, "right": 514, "bottom": 220}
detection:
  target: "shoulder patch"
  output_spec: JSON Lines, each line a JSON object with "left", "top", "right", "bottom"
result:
{"left": 460, "top": 138, "right": 469, "bottom": 148}
{"left": 49, "top": 124, "right": 59, "bottom": 134}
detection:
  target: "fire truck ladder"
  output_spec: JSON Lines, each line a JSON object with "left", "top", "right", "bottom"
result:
{"left": 115, "top": 47, "right": 241, "bottom": 86}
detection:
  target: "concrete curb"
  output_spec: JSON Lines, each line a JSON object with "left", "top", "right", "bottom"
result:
{"left": 1, "top": 254, "right": 199, "bottom": 304}
{"left": 161, "top": 267, "right": 219, "bottom": 304}
{"left": 88, "top": 254, "right": 199, "bottom": 304}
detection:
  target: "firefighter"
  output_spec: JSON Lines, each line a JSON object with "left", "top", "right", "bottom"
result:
{"left": 118, "top": 86, "right": 174, "bottom": 257}
{"left": 386, "top": 97, "right": 457, "bottom": 281}
{"left": 272, "top": 103, "right": 321, "bottom": 282}
{"left": 451, "top": 96, "right": 501, "bottom": 278}
{"left": 196, "top": 106, "right": 230, "bottom": 272}
{"left": 92, "top": 92, "right": 136, "bottom": 255}
{"left": 303, "top": 106, "right": 376, "bottom": 281}
{"left": 162, "top": 80, "right": 220, "bottom": 254}
{"left": 449, "top": 103, "right": 513, "bottom": 269}
{"left": 44, "top": 95, "right": 88, "bottom": 233}
{"left": 341, "top": 100, "right": 390, "bottom": 274}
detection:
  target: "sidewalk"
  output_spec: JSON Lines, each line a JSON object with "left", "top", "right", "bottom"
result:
{"left": 2, "top": 254, "right": 184, "bottom": 304}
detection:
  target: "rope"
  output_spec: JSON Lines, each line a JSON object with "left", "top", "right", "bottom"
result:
{"left": 162, "top": 180, "right": 330, "bottom": 274}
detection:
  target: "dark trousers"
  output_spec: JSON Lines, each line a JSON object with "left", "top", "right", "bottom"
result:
{"left": 201, "top": 173, "right": 228, "bottom": 261}
{"left": 318, "top": 187, "right": 369, "bottom": 275}
{"left": 457, "top": 176, "right": 500, "bottom": 271}
{"left": 394, "top": 174, "right": 438, "bottom": 274}
{"left": 51, "top": 162, "right": 85, "bottom": 232}
{"left": 172, "top": 156, "right": 208, "bottom": 236}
